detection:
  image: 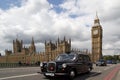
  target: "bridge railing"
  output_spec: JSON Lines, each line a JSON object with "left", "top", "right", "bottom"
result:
{"left": 0, "top": 63, "right": 40, "bottom": 68}
{"left": 0, "top": 63, "right": 19, "bottom": 68}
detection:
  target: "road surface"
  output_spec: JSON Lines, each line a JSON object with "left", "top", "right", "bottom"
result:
{"left": 0, "top": 64, "right": 120, "bottom": 80}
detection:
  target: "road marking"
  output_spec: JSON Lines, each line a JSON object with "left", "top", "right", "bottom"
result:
{"left": 0, "top": 73, "right": 38, "bottom": 80}
{"left": 104, "top": 67, "right": 109, "bottom": 70}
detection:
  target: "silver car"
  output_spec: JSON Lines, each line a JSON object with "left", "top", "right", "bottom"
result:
{"left": 96, "top": 59, "right": 107, "bottom": 66}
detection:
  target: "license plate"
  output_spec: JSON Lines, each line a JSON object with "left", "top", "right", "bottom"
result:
{"left": 45, "top": 73, "right": 54, "bottom": 76}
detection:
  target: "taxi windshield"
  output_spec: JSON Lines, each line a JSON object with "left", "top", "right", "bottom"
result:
{"left": 55, "top": 53, "right": 76, "bottom": 61}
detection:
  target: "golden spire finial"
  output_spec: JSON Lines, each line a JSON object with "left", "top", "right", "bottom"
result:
{"left": 95, "top": 11, "right": 99, "bottom": 19}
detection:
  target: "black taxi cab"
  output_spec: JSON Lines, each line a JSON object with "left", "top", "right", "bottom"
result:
{"left": 40, "top": 52, "right": 93, "bottom": 79}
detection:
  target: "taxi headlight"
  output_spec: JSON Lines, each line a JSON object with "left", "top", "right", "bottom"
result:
{"left": 40, "top": 62, "right": 43, "bottom": 67}
{"left": 62, "top": 63, "right": 67, "bottom": 68}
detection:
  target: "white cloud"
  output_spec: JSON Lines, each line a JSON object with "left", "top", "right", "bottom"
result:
{"left": 0, "top": 0, "right": 120, "bottom": 55}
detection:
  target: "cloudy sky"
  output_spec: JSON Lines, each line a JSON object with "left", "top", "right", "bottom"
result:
{"left": 0, "top": 0, "right": 120, "bottom": 55}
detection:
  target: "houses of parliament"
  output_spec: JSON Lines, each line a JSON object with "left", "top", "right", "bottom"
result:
{"left": 0, "top": 37, "right": 73, "bottom": 64}
{"left": 0, "top": 14, "right": 103, "bottom": 63}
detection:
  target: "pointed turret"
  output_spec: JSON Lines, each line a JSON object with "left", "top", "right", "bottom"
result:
{"left": 69, "top": 38, "right": 71, "bottom": 44}
{"left": 64, "top": 36, "right": 66, "bottom": 41}
{"left": 45, "top": 40, "right": 46, "bottom": 45}
{"left": 31, "top": 37, "right": 34, "bottom": 45}
{"left": 29, "top": 37, "right": 36, "bottom": 53}
{"left": 94, "top": 12, "right": 101, "bottom": 26}
{"left": 58, "top": 37, "right": 60, "bottom": 43}
{"left": 49, "top": 39, "right": 52, "bottom": 44}
{"left": 95, "top": 11, "right": 99, "bottom": 20}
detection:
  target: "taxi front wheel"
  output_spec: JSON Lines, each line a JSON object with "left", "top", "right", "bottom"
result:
{"left": 69, "top": 70, "right": 76, "bottom": 80}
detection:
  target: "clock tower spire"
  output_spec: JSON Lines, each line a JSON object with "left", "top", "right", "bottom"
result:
{"left": 94, "top": 12, "right": 100, "bottom": 26}
{"left": 91, "top": 13, "right": 103, "bottom": 62}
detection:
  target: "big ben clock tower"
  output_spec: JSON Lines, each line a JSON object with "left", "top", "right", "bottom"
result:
{"left": 91, "top": 13, "right": 103, "bottom": 62}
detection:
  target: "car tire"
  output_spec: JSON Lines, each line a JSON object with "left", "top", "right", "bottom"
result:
{"left": 87, "top": 67, "right": 92, "bottom": 73}
{"left": 69, "top": 70, "right": 76, "bottom": 80}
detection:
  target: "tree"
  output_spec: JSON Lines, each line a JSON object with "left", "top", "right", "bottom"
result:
{"left": 103, "top": 55, "right": 113, "bottom": 60}
{"left": 113, "top": 55, "right": 119, "bottom": 60}
{"left": 103, "top": 55, "right": 120, "bottom": 61}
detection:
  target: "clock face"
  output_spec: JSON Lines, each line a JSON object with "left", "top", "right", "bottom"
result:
{"left": 93, "top": 29, "right": 98, "bottom": 35}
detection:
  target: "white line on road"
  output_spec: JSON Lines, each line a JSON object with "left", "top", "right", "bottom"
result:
{"left": 104, "top": 67, "right": 109, "bottom": 70}
{"left": 0, "top": 73, "right": 38, "bottom": 80}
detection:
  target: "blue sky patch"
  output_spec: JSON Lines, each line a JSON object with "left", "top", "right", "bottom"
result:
{"left": 0, "top": 0, "right": 22, "bottom": 10}
{"left": 48, "top": 0, "right": 65, "bottom": 14}
{"left": 85, "top": 24, "right": 90, "bottom": 27}
{"left": 47, "top": 0, "right": 65, "bottom": 6}
{"left": 69, "top": 14, "right": 79, "bottom": 18}
{"left": 50, "top": 6, "right": 67, "bottom": 14}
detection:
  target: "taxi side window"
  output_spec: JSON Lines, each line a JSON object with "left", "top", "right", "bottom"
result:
{"left": 78, "top": 55, "right": 83, "bottom": 62}
{"left": 83, "top": 55, "right": 90, "bottom": 62}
